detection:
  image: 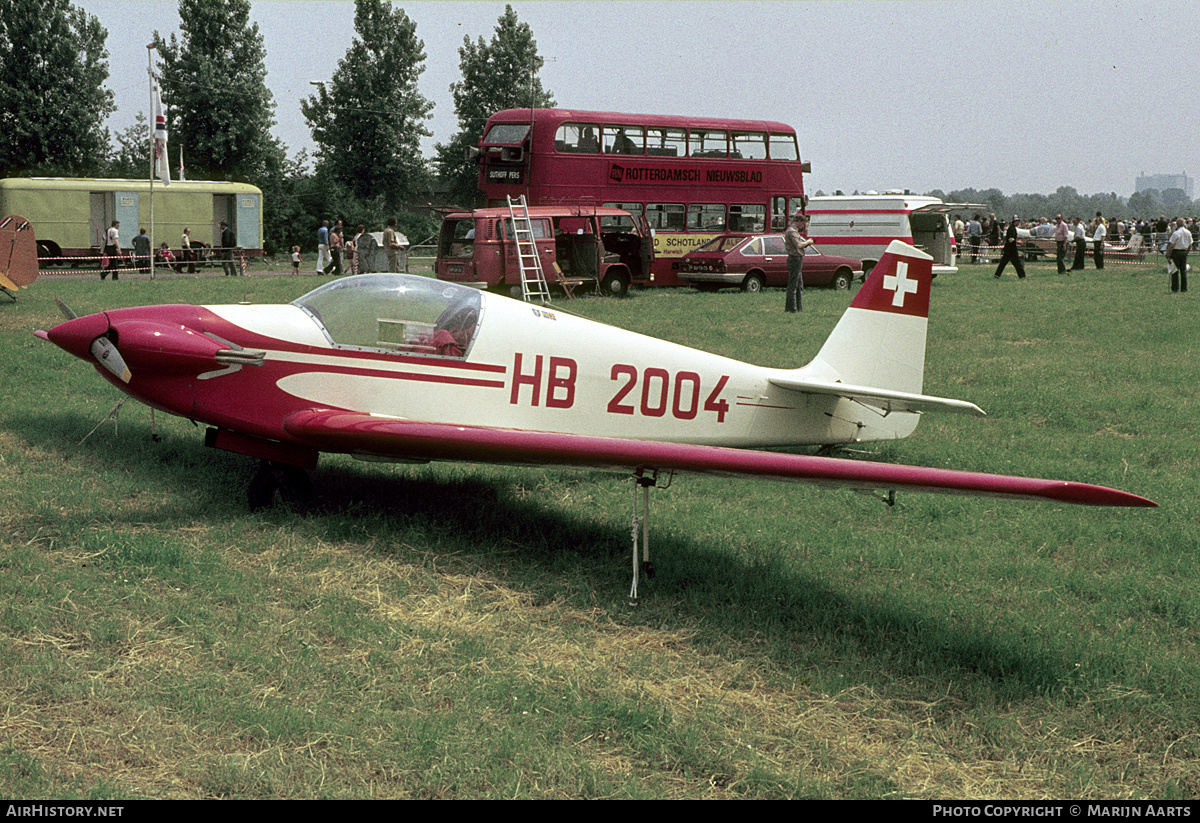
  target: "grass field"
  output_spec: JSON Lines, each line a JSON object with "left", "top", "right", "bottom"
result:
{"left": 0, "top": 259, "right": 1196, "bottom": 799}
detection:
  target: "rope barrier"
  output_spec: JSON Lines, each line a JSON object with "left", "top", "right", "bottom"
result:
{"left": 36, "top": 247, "right": 256, "bottom": 273}
{"left": 955, "top": 242, "right": 1172, "bottom": 267}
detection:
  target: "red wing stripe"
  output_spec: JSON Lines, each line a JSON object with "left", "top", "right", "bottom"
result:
{"left": 282, "top": 412, "right": 1156, "bottom": 508}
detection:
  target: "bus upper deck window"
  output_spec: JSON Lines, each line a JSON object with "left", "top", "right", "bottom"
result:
{"left": 604, "top": 125, "right": 643, "bottom": 155}
{"left": 483, "top": 123, "right": 531, "bottom": 145}
{"left": 556, "top": 123, "right": 601, "bottom": 153}
{"left": 647, "top": 128, "right": 685, "bottom": 157}
{"left": 768, "top": 133, "right": 799, "bottom": 161}
{"left": 688, "top": 130, "right": 728, "bottom": 159}
{"left": 732, "top": 132, "right": 768, "bottom": 160}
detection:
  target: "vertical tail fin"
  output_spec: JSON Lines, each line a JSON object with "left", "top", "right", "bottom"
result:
{"left": 809, "top": 240, "right": 933, "bottom": 394}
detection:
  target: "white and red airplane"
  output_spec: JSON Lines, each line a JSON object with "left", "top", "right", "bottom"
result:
{"left": 37, "top": 240, "right": 1153, "bottom": 596}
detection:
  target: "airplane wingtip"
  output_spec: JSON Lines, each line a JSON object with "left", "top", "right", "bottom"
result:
{"left": 1046, "top": 482, "right": 1157, "bottom": 508}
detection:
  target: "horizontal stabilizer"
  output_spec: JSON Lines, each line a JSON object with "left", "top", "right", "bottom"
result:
{"left": 282, "top": 411, "right": 1154, "bottom": 508}
{"left": 768, "top": 376, "right": 986, "bottom": 417}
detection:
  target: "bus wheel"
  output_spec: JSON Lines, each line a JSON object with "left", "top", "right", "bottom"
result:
{"left": 831, "top": 268, "right": 852, "bottom": 291}
{"left": 507, "top": 284, "right": 524, "bottom": 300}
{"left": 601, "top": 272, "right": 628, "bottom": 298}
{"left": 741, "top": 273, "right": 765, "bottom": 293}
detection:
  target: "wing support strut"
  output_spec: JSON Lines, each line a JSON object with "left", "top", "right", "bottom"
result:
{"left": 628, "top": 469, "right": 671, "bottom": 604}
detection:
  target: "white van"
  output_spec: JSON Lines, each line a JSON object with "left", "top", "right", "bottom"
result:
{"left": 806, "top": 194, "right": 985, "bottom": 276}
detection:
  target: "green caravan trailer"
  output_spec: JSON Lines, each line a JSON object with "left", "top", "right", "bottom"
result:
{"left": 0, "top": 178, "right": 263, "bottom": 265}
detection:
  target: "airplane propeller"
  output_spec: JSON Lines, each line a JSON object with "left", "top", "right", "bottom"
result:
{"left": 90, "top": 335, "right": 131, "bottom": 384}
{"left": 55, "top": 298, "right": 77, "bottom": 320}
{"left": 53, "top": 299, "right": 131, "bottom": 383}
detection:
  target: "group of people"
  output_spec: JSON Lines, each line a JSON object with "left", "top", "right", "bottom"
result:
{"left": 302, "top": 218, "right": 404, "bottom": 276}
{"left": 955, "top": 211, "right": 1192, "bottom": 291}
{"left": 99, "top": 220, "right": 237, "bottom": 279}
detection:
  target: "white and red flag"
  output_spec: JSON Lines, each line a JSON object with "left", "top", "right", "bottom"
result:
{"left": 152, "top": 78, "right": 170, "bottom": 185}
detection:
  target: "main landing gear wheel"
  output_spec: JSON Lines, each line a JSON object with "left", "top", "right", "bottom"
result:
{"left": 248, "top": 460, "right": 315, "bottom": 512}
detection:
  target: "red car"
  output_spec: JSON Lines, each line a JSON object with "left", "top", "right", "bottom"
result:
{"left": 678, "top": 234, "right": 865, "bottom": 293}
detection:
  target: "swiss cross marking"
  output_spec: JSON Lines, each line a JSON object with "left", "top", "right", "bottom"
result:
{"left": 883, "top": 261, "right": 919, "bottom": 308}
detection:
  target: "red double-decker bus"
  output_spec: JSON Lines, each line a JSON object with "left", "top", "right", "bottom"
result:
{"left": 473, "top": 108, "right": 809, "bottom": 286}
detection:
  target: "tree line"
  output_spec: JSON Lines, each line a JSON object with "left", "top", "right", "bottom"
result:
{"left": 0, "top": 0, "right": 550, "bottom": 256}
{"left": 812, "top": 185, "right": 1198, "bottom": 225}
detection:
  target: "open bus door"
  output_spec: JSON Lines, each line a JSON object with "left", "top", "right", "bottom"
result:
{"left": 637, "top": 214, "right": 655, "bottom": 285}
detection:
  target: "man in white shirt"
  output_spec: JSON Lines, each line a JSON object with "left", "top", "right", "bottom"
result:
{"left": 1166, "top": 218, "right": 1192, "bottom": 293}
{"left": 102, "top": 220, "right": 121, "bottom": 280}
{"left": 1072, "top": 217, "right": 1086, "bottom": 272}
{"left": 1092, "top": 214, "right": 1107, "bottom": 270}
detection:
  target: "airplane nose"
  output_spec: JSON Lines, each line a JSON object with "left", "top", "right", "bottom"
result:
{"left": 42, "top": 312, "right": 111, "bottom": 361}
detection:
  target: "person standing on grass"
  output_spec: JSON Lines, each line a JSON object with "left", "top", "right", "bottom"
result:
{"left": 968, "top": 214, "right": 982, "bottom": 264}
{"left": 1072, "top": 217, "right": 1086, "bottom": 271}
{"left": 102, "top": 220, "right": 121, "bottom": 280}
{"left": 1054, "top": 214, "right": 1069, "bottom": 274}
{"left": 1165, "top": 218, "right": 1191, "bottom": 294}
{"left": 132, "top": 228, "right": 151, "bottom": 273}
{"left": 987, "top": 214, "right": 1000, "bottom": 263}
{"left": 328, "top": 225, "right": 343, "bottom": 276}
{"left": 784, "top": 211, "right": 814, "bottom": 312}
{"left": 316, "top": 220, "right": 331, "bottom": 274}
{"left": 1092, "top": 213, "right": 1107, "bottom": 270}
{"left": 993, "top": 217, "right": 1026, "bottom": 280}
{"left": 384, "top": 217, "right": 401, "bottom": 273}
{"left": 220, "top": 221, "right": 238, "bottom": 276}
{"left": 181, "top": 227, "right": 196, "bottom": 274}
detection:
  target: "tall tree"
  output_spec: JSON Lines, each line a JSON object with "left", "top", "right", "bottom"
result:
{"left": 0, "top": 0, "right": 114, "bottom": 176}
{"left": 435, "top": 5, "right": 554, "bottom": 206}
{"left": 105, "top": 113, "right": 150, "bottom": 179}
{"left": 301, "top": 0, "right": 434, "bottom": 211}
{"left": 152, "top": 0, "right": 285, "bottom": 183}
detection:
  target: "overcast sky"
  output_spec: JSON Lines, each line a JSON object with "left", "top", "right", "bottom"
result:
{"left": 76, "top": 0, "right": 1195, "bottom": 198}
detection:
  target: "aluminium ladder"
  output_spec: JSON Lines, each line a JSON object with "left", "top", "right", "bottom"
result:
{"left": 506, "top": 195, "right": 551, "bottom": 303}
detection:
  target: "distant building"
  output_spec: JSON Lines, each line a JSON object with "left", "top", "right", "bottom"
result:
{"left": 1135, "top": 172, "right": 1192, "bottom": 199}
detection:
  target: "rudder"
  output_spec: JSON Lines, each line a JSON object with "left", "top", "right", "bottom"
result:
{"left": 809, "top": 240, "right": 934, "bottom": 395}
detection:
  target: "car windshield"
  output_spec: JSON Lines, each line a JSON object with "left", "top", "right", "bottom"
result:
{"left": 293, "top": 274, "right": 482, "bottom": 358}
{"left": 693, "top": 236, "right": 744, "bottom": 253}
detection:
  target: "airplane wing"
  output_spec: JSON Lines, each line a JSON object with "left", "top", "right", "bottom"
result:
{"left": 767, "top": 376, "right": 986, "bottom": 417}
{"left": 282, "top": 410, "right": 1154, "bottom": 507}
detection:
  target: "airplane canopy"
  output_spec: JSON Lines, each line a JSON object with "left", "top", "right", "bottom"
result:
{"left": 292, "top": 274, "right": 482, "bottom": 358}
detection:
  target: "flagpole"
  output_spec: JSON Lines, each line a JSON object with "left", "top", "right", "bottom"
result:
{"left": 147, "top": 43, "right": 156, "bottom": 279}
